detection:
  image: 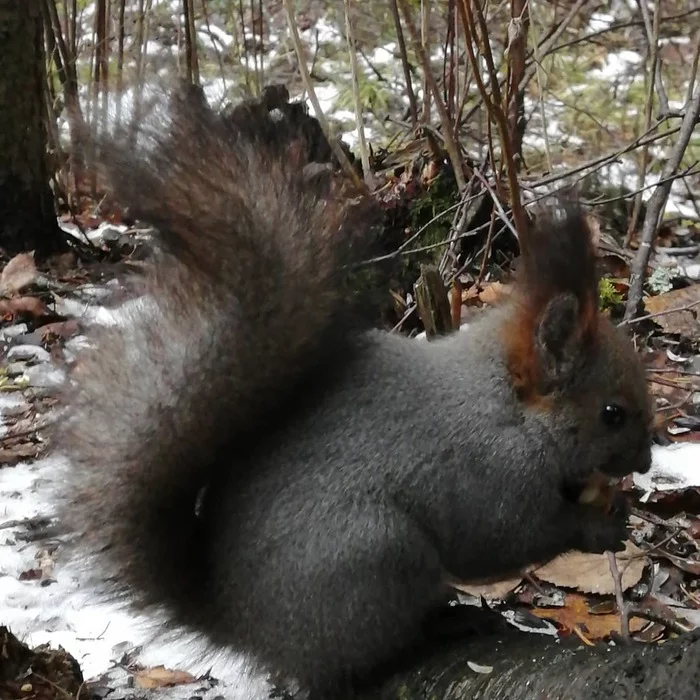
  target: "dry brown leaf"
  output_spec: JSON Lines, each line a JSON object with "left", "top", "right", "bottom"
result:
{"left": 132, "top": 665, "right": 196, "bottom": 689}
{"left": 534, "top": 541, "right": 646, "bottom": 595}
{"left": 478, "top": 282, "right": 511, "bottom": 305}
{"left": 643, "top": 285, "right": 700, "bottom": 338}
{"left": 656, "top": 550, "right": 700, "bottom": 576}
{"left": 39, "top": 319, "right": 80, "bottom": 340}
{"left": 0, "top": 253, "right": 38, "bottom": 294}
{"left": 0, "top": 444, "right": 40, "bottom": 465}
{"left": 451, "top": 574, "right": 524, "bottom": 600}
{"left": 5, "top": 417, "right": 37, "bottom": 439}
{"left": 421, "top": 160, "right": 441, "bottom": 185}
{"left": 532, "top": 592, "right": 646, "bottom": 640}
{"left": 462, "top": 282, "right": 512, "bottom": 308}
{"left": 0, "top": 296, "right": 49, "bottom": 319}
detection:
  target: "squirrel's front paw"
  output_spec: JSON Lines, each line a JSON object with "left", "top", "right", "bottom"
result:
{"left": 579, "top": 506, "right": 629, "bottom": 554}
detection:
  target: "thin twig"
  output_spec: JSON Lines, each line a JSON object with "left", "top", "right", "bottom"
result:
{"left": 625, "top": 0, "right": 663, "bottom": 246}
{"left": 624, "top": 73, "right": 700, "bottom": 320}
{"left": 360, "top": 193, "right": 482, "bottom": 266}
{"left": 459, "top": 0, "right": 527, "bottom": 236}
{"left": 505, "top": 0, "right": 529, "bottom": 164}
{"left": 476, "top": 208, "right": 497, "bottom": 287}
{"left": 524, "top": 121, "right": 680, "bottom": 188}
{"left": 637, "top": 0, "right": 670, "bottom": 116}
{"left": 607, "top": 551, "right": 631, "bottom": 641}
{"left": 281, "top": 0, "right": 364, "bottom": 190}
{"left": 585, "top": 164, "right": 700, "bottom": 207}
{"left": 389, "top": 0, "right": 418, "bottom": 127}
{"left": 528, "top": 1, "right": 552, "bottom": 172}
{"left": 397, "top": 0, "right": 467, "bottom": 191}
{"left": 627, "top": 603, "right": 695, "bottom": 635}
{"left": 618, "top": 299, "right": 700, "bottom": 327}
{"left": 421, "top": 0, "right": 432, "bottom": 123}
{"left": 517, "top": 0, "right": 588, "bottom": 93}
{"left": 343, "top": 0, "right": 372, "bottom": 183}
{"left": 685, "top": 29, "right": 700, "bottom": 107}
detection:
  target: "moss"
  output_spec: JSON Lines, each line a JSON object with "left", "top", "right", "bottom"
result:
{"left": 598, "top": 278, "right": 624, "bottom": 312}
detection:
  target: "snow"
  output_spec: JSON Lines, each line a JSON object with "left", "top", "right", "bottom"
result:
{"left": 203, "top": 77, "right": 228, "bottom": 107}
{"left": 199, "top": 24, "right": 235, "bottom": 49}
{"left": 144, "top": 40, "right": 165, "bottom": 56}
{"left": 369, "top": 43, "right": 397, "bottom": 66}
{"left": 634, "top": 443, "right": 700, "bottom": 503}
{"left": 589, "top": 50, "right": 643, "bottom": 81}
{"left": 307, "top": 83, "right": 340, "bottom": 116}
{"left": 300, "top": 17, "right": 339, "bottom": 45}
{"left": 588, "top": 12, "right": 615, "bottom": 32}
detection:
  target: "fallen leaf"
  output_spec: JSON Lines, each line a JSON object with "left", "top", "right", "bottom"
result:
{"left": 643, "top": 286, "right": 700, "bottom": 338}
{"left": 635, "top": 621, "right": 666, "bottom": 643}
{"left": 132, "top": 666, "right": 196, "bottom": 689}
{"left": 49, "top": 251, "right": 78, "bottom": 276}
{"left": 0, "top": 444, "right": 40, "bottom": 465}
{"left": 451, "top": 574, "right": 524, "bottom": 600}
{"left": 533, "top": 541, "right": 646, "bottom": 595}
{"left": 18, "top": 568, "right": 42, "bottom": 582}
{"left": 532, "top": 592, "right": 646, "bottom": 639}
{"left": 5, "top": 417, "right": 38, "bottom": 439}
{"left": 0, "top": 297, "right": 49, "bottom": 319}
{"left": 462, "top": 282, "right": 512, "bottom": 308}
{"left": 421, "top": 160, "right": 441, "bottom": 185}
{"left": 0, "top": 253, "right": 38, "bottom": 294}
{"left": 479, "top": 282, "right": 511, "bottom": 305}
{"left": 39, "top": 319, "right": 80, "bottom": 340}
{"left": 655, "top": 550, "right": 700, "bottom": 576}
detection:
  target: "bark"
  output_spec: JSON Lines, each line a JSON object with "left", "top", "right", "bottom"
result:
{"left": 506, "top": 0, "right": 529, "bottom": 165}
{"left": 0, "top": 0, "right": 63, "bottom": 257}
{"left": 371, "top": 624, "right": 700, "bottom": 700}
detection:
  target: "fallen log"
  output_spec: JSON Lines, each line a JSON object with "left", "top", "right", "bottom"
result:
{"left": 373, "top": 623, "right": 700, "bottom": 699}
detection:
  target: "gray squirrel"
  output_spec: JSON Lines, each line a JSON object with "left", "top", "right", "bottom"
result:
{"left": 51, "top": 89, "right": 653, "bottom": 699}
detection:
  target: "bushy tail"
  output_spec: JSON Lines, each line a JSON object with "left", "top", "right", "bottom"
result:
{"left": 52, "top": 85, "right": 381, "bottom": 614}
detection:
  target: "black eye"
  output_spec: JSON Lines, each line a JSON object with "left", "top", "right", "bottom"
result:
{"left": 602, "top": 403, "right": 627, "bottom": 429}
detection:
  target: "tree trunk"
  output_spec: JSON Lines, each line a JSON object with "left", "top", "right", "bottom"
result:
{"left": 0, "top": 0, "right": 64, "bottom": 257}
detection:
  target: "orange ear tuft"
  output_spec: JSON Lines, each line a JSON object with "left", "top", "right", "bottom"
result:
{"left": 505, "top": 303, "right": 539, "bottom": 401}
{"left": 505, "top": 203, "right": 601, "bottom": 400}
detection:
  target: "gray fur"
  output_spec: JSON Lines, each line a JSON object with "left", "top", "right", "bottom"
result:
{"left": 198, "top": 307, "right": 651, "bottom": 694}
{"left": 51, "top": 92, "right": 653, "bottom": 699}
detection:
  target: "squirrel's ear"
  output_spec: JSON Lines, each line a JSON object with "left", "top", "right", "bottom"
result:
{"left": 535, "top": 293, "right": 583, "bottom": 385}
{"left": 506, "top": 203, "right": 600, "bottom": 400}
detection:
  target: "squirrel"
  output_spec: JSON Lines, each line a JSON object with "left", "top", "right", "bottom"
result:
{"left": 50, "top": 87, "right": 653, "bottom": 699}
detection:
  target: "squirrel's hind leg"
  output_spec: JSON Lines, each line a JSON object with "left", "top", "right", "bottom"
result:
{"left": 251, "top": 505, "right": 449, "bottom": 698}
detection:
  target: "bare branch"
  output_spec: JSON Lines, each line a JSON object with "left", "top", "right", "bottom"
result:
{"left": 343, "top": 0, "right": 372, "bottom": 183}
{"left": 281, "top": 0, "right": 365, "bottom": 190}
{"left": 624, "top": 74, "right": 700, "bottom": 320}
{"left": 397, "top": 0, "right": 467, "bottom": 192}
{"left": 389, "top": 0, "right": 419, "bottom": 127}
